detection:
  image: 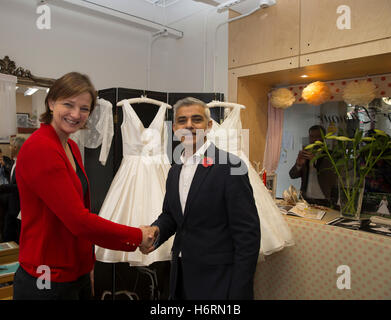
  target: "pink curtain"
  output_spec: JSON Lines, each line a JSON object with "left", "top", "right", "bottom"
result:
{"left": 263, "top": 94, "right": 284, "bottom": 173}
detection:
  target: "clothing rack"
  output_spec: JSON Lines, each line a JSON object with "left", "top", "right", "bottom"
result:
{"left": 117, "top": 96, "right": 172, "bottom": 108}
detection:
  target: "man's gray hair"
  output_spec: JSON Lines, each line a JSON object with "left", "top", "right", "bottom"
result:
{"left": 173, "top": 97, "right": 211, "bottom": 121}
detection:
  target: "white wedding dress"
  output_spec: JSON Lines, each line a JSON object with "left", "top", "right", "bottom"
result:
{"left": 71, "top": 98, "right": 114, "bottom": 166}
{"left": 207, "top": 106, "right": 295, "bottom": 258}
{"left": 95, "top": 100, "right": 173, "bottom": 265}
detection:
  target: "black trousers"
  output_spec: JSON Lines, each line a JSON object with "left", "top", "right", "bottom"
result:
{"left": 174, "top": 258, "right": 186, "bottom": 300}
{"left": 13, "top": 265, "right": 92, "bottom": 300}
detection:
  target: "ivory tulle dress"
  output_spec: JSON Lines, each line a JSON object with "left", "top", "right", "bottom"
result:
{"left": 207, "top": 106, "right": 295, "bottom": 258}
{"left": 95, "top": 100, "right": 173, "bottom": 265}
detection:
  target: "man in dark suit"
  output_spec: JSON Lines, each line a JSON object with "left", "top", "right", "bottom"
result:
{"left": 289, "top": 125, "right": 337, "bottom": 206}
{"left": 141, "top": 97, "right": 260, "bottom": 300}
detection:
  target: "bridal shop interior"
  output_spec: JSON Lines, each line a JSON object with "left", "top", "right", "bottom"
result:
{"left": 1, "top": 0, "right": 391, "bottom": 300}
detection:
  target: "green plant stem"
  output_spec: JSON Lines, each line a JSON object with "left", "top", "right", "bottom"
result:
{"left": 321, "top": 142, "right": 349, "bottom": 201}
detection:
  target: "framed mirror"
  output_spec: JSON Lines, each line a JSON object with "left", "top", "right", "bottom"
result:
{"left": 0, "top": 56, "right": 55, "bottom": 158}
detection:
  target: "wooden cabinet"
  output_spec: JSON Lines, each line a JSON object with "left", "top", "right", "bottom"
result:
{"left": 300, "top": 0, "right": 391, "bottom": 55}
{"left": 229, "top": 0, "right": 391, "bottom": 70}
{"left": 228, "top": 0, "right": 300, "bottom": 69}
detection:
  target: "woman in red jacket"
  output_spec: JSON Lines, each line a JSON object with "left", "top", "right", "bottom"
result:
{"left": 13, "top": 72, "right": 154, "bottom": 300}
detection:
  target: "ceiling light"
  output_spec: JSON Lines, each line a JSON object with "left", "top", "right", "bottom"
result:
{"left": 301, "top": 75, "right": 308, "bottom": 78}
{"left": 24, "top": 88, "right": 39, "bottom": 96}
{"left": 217, "top": 0, "right": 245, "bottom": 13}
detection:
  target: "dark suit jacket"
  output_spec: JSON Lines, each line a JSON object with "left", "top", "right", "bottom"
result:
{"left": 289, "top": 157, "right": 337, "bottom": 201}
{"left": 153, "top": 143, "right": 261, "bottom": 300}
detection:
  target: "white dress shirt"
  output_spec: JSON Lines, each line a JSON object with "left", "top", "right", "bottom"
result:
{"left": 306, "top": 162, "right": 326, "bottom": 199}
{"left": 179, "top": 140, "right": 211, "bottom": 214}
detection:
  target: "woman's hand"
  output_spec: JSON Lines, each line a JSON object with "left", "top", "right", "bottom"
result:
{"left": 139, "top": 225, "right": 159, "bottom": 254}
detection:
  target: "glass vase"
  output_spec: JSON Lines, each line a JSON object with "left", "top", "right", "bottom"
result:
{"left": 338, "top": 180, "right": 365, "bottom": 220}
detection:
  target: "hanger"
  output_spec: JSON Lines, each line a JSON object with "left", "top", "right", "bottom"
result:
{"left": 117, "top": 95, "right": 172, "bottom": 109}
{"left": 207, "top": 100, "right": 246, "bottom": 109}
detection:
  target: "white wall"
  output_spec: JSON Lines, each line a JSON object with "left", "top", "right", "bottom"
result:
{"left": 150, "top": 8, "right": 228, "bottom": 95}
{"left": 0, "top": 0, "right": 228, "bottom": 96}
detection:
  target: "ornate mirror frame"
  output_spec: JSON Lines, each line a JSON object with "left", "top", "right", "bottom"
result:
{"left": 0, "top": 55, "right": 55, "bottom": 87}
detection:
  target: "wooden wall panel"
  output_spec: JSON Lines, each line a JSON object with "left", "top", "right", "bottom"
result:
{"left": 237, "top": 78, "right": 270, "bottom": 166}
{"left": 300, "top": 0, "right": 391, "bottom": 55}
{"left": 228, "top": 0, "right": 300, "bottom": 69}
{"left": 300, "top": 38, "right": 391, "bottom": 67}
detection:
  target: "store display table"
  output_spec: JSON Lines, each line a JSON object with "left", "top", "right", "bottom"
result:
{"left": 254, "top": 214, "right": 391, "bottom": 299}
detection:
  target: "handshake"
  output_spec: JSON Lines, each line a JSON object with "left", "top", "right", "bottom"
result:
{"left": 139, "top": 225, "right": 160, "bottom": 254}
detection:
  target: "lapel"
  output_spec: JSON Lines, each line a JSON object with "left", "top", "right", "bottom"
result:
{"left": 171, "top": 163, "right": 184, "bottom": 221}
{"left": 183, "top": 143, "right": 217, "bottom": 218}
{"left": 41, "top": 124, "right": 90, "bottom": 209}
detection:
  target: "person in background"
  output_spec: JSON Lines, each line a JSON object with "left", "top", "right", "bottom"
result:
{"left": 13, "top": 72, "right": 156, "bottom": 300}
{"left": 289, "top": 125, "right": 337, "bottom": 206}
{"left": 364, "top": 129, "right": 391, "bottom": 194}
{"left": 0, "top": 147, "right": 13, "bottom": 241}
{"left": 0, "top": 147, "right": 12, "bottom": 185}
{"left": 0, "top": 136, "right": 26, "bottom": 243}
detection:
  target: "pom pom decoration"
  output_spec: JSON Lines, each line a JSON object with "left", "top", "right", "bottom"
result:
{"left": 270, "top": 88, "right": 295, "bottom": 109}
{"left": 342, "top": 80, "right": 377, "bottom": 106}
{"left": 301, "top": 81, "right": 331, "bottom": 106}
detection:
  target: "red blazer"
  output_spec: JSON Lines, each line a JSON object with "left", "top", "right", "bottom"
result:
{"left": 16, "top": 124, "right": 142, "bottom": 282}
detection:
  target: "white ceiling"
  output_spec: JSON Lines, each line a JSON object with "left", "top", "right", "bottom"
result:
{"left": 73, "top": 0, "right": 262, "bottom": 25}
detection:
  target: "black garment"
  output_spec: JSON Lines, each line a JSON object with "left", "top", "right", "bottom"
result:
{"left": 13, "top": 265, "right": 91, "bottom": 300}
{"left": 70, "top": 146, "right": 88, "bottom": 197}
{"left": 0, "top": 166, "right": 20, "bottom": 243}
{"left": 0, "top": 156, "right": 13, "bottom": 183}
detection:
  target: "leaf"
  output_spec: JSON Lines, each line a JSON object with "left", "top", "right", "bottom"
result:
{"left": 362, "top": 137, "right": 376, "bottom": 142}
{"left": 335, "top": 136, "right": 354, "bottom": 142}
{"left": 374, "top": 129, "right": 387, "bottom": 137}
{"left": 325, "top": 132, "right": 334, "bottom": 138}
{"left": 304, "top": 144, "right": 316, "bottom": 150}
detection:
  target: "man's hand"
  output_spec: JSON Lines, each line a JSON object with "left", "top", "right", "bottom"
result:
{"left": 296, "top": 149, "right": 314, "bottom": 167}
{"left": 139, "top": 225, "right": 160, "bottom": 254}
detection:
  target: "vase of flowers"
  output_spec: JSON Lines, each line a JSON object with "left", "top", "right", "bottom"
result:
{"left": 305, "top": 129, "right": 391, "bottom": 220}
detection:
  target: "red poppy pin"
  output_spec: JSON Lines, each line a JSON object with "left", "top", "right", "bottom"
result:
{"left": 202, "top": 156, "right": 213, "bottom": 168}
